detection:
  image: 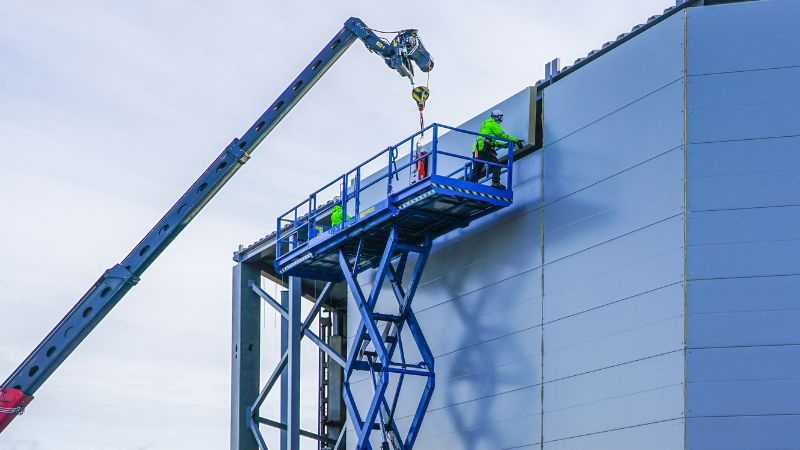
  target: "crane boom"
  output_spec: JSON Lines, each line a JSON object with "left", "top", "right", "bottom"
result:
{"left": 0, "top": 17, "right": 433, "bottom": 433}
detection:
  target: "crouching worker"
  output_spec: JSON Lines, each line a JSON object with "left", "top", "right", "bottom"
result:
{"left": 469, "top": 109, "right": 524, "bottom": 189}
{"left": 331, "top": 204, "right": 351, "bottom": 227}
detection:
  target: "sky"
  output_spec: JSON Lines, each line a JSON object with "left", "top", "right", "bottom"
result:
{"left": 1, "top": 1, "right": 676, "bottom": 449}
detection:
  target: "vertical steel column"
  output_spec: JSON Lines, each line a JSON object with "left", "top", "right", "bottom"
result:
{"left": 231, "top": 262, "right": 261, "bottom": 450}
{"left": 287, "top": 277, "right": 302, "bottom": 450}
{"left": 280, "top": 291, "right": 289, "bottom": 450}
{"left": 327, "top": 308, "right": 347, "bottom": 444}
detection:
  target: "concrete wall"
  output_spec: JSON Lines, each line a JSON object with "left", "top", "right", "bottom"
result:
{"left": 684, "top": 1, "right": 800, "bottom": 448}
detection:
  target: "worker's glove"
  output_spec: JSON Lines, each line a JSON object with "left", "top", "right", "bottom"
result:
{"left": 516, "top": 139, "right": 525, "bottom": 148}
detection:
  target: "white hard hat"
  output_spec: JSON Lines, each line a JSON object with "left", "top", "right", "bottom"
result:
{"left": 491, "top": 109, "right": 504, "bottom": 120}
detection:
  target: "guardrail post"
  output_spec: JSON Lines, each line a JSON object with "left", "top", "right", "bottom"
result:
{"left": 275, "top": 217, "right": 282, "bottom": 259}
{"left": 355, "top": 167, "right": 361, "bottom": 219}
{"left": 430, "top": 125, "right": 438, "bottom": 176}
{"left": 341, "top": 174, "right": 348, "bottom": 226}
{"left": 387, "top": 147, "right": 394, "bottom": 195}
{"left": 308, "top": 196, "right": 315, "bottom": 240}
{"left": 410, "top": 136, "right": 415, "bottom": 169}
{"left": 507, "top": 143, "right": 514, "bottom": 188}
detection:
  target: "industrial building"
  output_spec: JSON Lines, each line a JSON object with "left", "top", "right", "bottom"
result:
{"left": 2, "top": 0, "right": 798, "bottom": 449}
{"left": 232, "top": 0, "right": 800, "bottom": 449}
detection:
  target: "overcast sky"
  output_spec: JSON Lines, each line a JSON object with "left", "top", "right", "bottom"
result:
{"left": 1, "top": 1, "right": 675, "bottom": 449}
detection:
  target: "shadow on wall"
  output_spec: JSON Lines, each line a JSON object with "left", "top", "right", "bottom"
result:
{"left": 434, "top": 217, "right": 537, "bottom": 448}
{"left": 445, "top": 285, "right": 515, "bottom": 448}
{"left": 432, "top": 142, "right": 614, "bottom": 447}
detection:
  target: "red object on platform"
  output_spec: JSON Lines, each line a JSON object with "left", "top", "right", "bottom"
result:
{"left": 0, "top": 387, "right": 33, "bottom": 433}
{"left": 417, "top": 150, "right": 428, "bottom": 179}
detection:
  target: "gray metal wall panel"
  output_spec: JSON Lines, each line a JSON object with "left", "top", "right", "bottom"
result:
{"left": 545, "top": 384, "right": 684, "bottom": 443}
{"left": 543, "top": 351, "right": 684, "bottom": 441}
{"left": 687, "top": 239, "right": 800, "bottom": 280}
{"left": 687, "top": 136, "right": 800, "bottom": 180}
{"left": 536, "top": 5, "right": 686, "bottom": 444}
{"left": 687, "top": 416, "right": 800, "bottom": 450}
{"left": 543, "top": 216, "right": 682, "bottom": 294}
{"left": 688, "top": 379, "right": 800, "bottom": 417}
{"left": 407, "top": 388, "right": 540, "bottom": 440}
{"left": 686, "top": 346, "right": 800, "bottom": 417}
{"left": 687, "top": 275, "right": 800, "bottom": 315}
{"left": 687, "top": 346, "right": 800, "bottom": 383}
{"left": 688, "top": 206, "right": 800, "bottom": 245}
{"left": 401, "top": 408, "right": 540, "bottom": 450}
{"left": 687, "top": 68, "right": 800, "bottom": 144}
{"left": 416, "top": 283, "right": 540, "bottom": 357}
{"left": 687, "top": 0, "right": 800, "bottom": 75}
{"left": 386, "top": 273, "right": 543, "bottom": 428}
{"left": 544, "top": 419, "right": 684, "bottom": 450}
{"left": 543, "top": 81, "right": 683, "bottom": 205}
{"left": 544, "top": 216, "right": 683, "bottom": 323}
{"left": 686, "top": 346, "right": 800, "bottom": 419}
{"left": 543, "top": 13, "right": 684, "bottom": 146}
{"left": 425, "top": 336, "right": 541, "bottom": 412}
{"left": 687, "top": 137, "right": 800, "bottom": 211}
{"left": 411, "top": 216, "right": 542, "bottom": 313}
{"left": 686, "top": 206, "right": 800, "bottom": 301}
{"left": 543, "top": 284, "right": 684, "bottom": 382}
{"left": 688, "top": 305, "right": 800, "bottom": 348}
{"left": 684, "top": 2, "right": 800, "bottom": 448}
{"left": 687, "top": 276, "right": 800, "bottom": 348}
{"left": 544, "top": 147, "right": 683, "bottom": 264}
{"left": 689, "top": 67, "right": 800, "bottom": 111}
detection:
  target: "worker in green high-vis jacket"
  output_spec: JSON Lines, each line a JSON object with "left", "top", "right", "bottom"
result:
{"left": 330, "top": 204, "right": 351, "bottom": 227}
{"left": 469, "top": 109, "right": 524, "bottom": 189}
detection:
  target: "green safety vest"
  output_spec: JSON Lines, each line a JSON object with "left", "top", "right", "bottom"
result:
{"left": 331, "top": 205, "right": 350, "bottom": 226}
{"left": 473, "top": 117, "right": 518, "bottom": 154}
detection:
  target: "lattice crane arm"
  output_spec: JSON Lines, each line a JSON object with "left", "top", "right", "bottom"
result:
{"left": 0, "top": 17, "right": 433, "bottom": 434}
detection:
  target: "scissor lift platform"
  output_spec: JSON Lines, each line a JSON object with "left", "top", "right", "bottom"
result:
{"left": 274, "top": 124, "right": 516, "bottom": 282}
{"left": 272, "top": 123, "right": 517, "bottom": 450}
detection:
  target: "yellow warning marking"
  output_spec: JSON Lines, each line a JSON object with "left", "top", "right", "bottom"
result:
{"left": 360, "top": 206, "right": 376, "bottom": 218}
{"left": 432, "top": 183, "right": 512, "bottom": 203}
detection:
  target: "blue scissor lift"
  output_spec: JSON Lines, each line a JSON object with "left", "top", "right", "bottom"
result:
{"left": 274, "top": 123, "right": 516, "bottom": 450}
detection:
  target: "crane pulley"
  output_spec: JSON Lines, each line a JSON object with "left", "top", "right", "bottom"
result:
{"left": 362, "top": 26, "right": 434, "bottom": 136}
{"left": 412, "top": 84, "right": 431, "bottom": 132}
